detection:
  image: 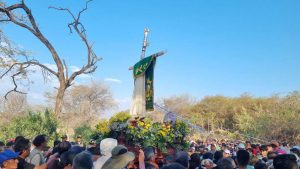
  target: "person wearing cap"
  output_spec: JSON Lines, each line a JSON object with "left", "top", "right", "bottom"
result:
{"left": 237, "top": 143, "right": 246, "bottom": 150}
{"left": 0, "top": 149, "right": 19, "bottom": 169}
{"left": 75, "top": 135, "right": 84, "bottom": 147}
{"left": 201, "top": 159, "right": 217, "bottom": 169}
{"left": 101, "top": 145, "right": 135, "bottom": 169}
{"left": 61, "top": 135, "right": 68, "bottom": 142}
{"left": 223, "top": 149, "right": 231, "bottom": 158}
{"left": 87, "top": 139, "right": 96, "bottom": 149}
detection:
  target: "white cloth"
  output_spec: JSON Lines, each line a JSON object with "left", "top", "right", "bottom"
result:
{"left": 130, "top": 75, "right": 146, "bottom": 116}
{"left": 94, "top": 138, "right": 117, "bottom": 169}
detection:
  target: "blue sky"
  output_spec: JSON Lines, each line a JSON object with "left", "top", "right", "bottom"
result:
{"left": 1, "top": 0, "right": 300, "bottom": 111}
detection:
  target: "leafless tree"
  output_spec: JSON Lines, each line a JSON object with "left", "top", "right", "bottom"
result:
{"left": 51, "top": 81, "right": 116, "bottom": 128}
{"left": 0, "top": 0, "right": 101, "bottom": 117}
{"left": 0, "top": 93, "right": 28, "bottom": 124}
{"left": 1, "top": 92, "right": 27, "bottom": 114}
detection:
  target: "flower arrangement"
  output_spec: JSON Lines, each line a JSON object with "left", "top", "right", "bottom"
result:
{"left": 127, "top": 117, "right": 152, "bottom": 147}
{"left": 94, "top": 112, "right": 190, "bottom": 153}
{"left": 127, "top": 117, "right": 190, "bottom": 153}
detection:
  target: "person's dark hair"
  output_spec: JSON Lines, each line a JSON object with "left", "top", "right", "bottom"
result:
{"left": 52, "top": 146, "right": 60, "bottom": 154}
{"left": 54, "top": 140, "right": 61, "bottom": 147}
{"left": 161, "top": 163, "right": 186, "bottom": 169}
{"left": 273, "top": 154, "right": 297, "bottom": 169}
{"left": 6, "top": 141, "right": 14, "bottom": 147}
{"left": 254, "top": 161, "right": 268, "bottom": 169}
{"left": 70, "top": 146, "right": 85, "bottom": 154}
{"left": 282, "top": 142, "right": 288, "bottom": 147}
{"left": 199, "top": 145, "right": 205, "bottom": 149}
{"left": 0, "top": 141, "right": 4, "bottom": 147}
{"left": 13, "top": 138, "right": 30, "bottom": 153}
{"left": 87, "top": 145, "right": 100, "bottom": 156}
{"left": 57, "top": 141, "right": 71, "bottom": 155}
{"left": 189, "top": 153, "right": 200, "bottom": 169}
{"left": 190, "top": 142, "right": 196, "bottom": 148}
{"left": 175, "top": 151, "right": 190, "bottom": 168}
{"left": 260, "top": 145, "right": 268, "bottom": 152}
{"left": 72, "top": 151, "right": 93, "bottom": 169}
{"left": 165, "top": 155, "right": 174, "bottom": 164}
{"left": 267, "top": 151, "right": 278, "bottom": 160}
{"left": 144, "top": 147, "right": 155, "bottom": 161}
{"left": 251, "top": 144, "right": 257, "bottom": 149}
{"left": 214, "top": 151, "right": 223, "bottom": 163}
{"left": 216, "top": 158, "right": 235, "bottom": 169}
{"left": 59, "top": 151, "right": 78, "bottom": 168}
{"left": 32, "top": 134, "right": 47, "bottom": 147}
{"left": 15, "top": 136, "right": 26, "bottom": 143}
{"left": 202, "top": 152, "right": 214, "bottom": 160}
{"left": 236, "top": 150, "right": 250, "bottom": 167}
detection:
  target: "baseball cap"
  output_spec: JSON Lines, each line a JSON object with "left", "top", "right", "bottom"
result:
{"left": 0, "top": 149, "right": 19, "bottom": 165}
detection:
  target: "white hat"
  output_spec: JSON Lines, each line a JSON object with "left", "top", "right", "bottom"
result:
{"left": 201, "top": 159, "right": 217, "bottom": 169}
{"left": 224, "top": 149, "right": 231, "bottom": 154}
{"left": 100, "top": 138, "right": 118, "bottom": 156}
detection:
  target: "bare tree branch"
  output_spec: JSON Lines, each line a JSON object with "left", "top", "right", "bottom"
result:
{"left": 0, "top": 18, "right": 10, "bottom": 22}
{"left": 4, "top": 67, "right": 28, "bottom": 100}
{"left": 0, "top": 61, "right": 58, "bottom": 79}
{"left": 50, "top": 0, "right": 101, "bottom": 85}
{"left": 0, "top": 2, "right": 65, "bottom": 76}
{"left": 48, "top": 6, "right": 76, "bottom": 20}
{"left": 0, "top": 0, "right": 101, "bottom": 116}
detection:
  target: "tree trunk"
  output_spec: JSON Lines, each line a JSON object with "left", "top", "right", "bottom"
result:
{"left": 55, "top": 83, "right": 66, "bottom": 117}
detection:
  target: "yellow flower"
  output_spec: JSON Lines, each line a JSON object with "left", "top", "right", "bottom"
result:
{"left": 138, "top": 121, "right": 145, "bottom": 126}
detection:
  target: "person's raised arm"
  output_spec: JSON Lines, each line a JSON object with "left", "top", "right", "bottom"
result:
{"left": 138, "top": 149, "right": 145, "bottom": 169}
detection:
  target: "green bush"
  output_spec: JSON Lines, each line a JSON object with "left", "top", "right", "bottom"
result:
{"left": 74, "top": 124, "right": 95, "bottom": 144}
{"left": 0, "top": 109, "right": 59, "bottom": 144}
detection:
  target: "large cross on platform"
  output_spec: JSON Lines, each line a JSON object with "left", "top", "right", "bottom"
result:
{"left": 129, "top": 29, "right": 166, "bottom": 116}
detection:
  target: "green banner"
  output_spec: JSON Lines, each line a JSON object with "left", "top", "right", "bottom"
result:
{"left": 145, "top": 57, "right": 156, "bottom": 111}
{"left": 133, "top": 56, "right": 154, "bottom": 79}
{"left": 133, "top": 56, "right": 156, "bottom": 111}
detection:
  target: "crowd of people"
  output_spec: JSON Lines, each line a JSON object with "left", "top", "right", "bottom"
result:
{"left": 0, "top": 135, "right": 299, "bottom": 169}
